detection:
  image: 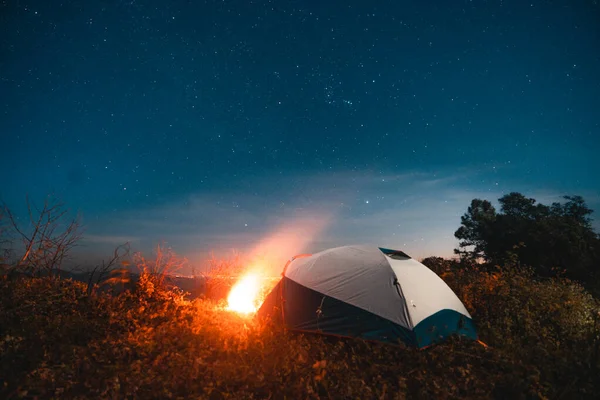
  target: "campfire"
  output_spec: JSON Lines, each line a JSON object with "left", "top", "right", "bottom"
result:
{"left": 221, "top": 212, "right": 331, "bottom": 315}
{"left": 226, "top": 273, "right": 262, "bottom": 314}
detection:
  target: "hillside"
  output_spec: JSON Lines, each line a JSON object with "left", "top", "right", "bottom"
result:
{"left": 1, "top": 263, "right": 598, "bottom": 399}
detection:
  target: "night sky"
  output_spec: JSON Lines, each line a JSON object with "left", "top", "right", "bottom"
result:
{"left": 2, "top": 0, "right": 599, "bottom": 273}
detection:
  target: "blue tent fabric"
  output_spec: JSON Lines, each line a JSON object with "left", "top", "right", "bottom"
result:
{"left": 280, "top": 277, "right": 416, "bottom": 345}
{"left": 413, "top": 309, "right": 478, "bottom": 347}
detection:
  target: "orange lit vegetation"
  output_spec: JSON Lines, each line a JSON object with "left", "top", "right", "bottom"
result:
{"left": 133, "top": 242, "right": 188, "bottom": 286}
{"left": 1, "top": 252, "right": 600, "bottom": 399}
{"left": 202, "top": 250, "right": 245, "bottom": 301}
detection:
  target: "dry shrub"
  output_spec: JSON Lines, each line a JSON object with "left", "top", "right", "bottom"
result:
{"left": 0, "top": 272, "right": 548, "bottom": 399}
{"left": 202, "top": 251, "right": 246, "bottom": 302}
{"left": 0, "top": 275, "right": 114, "bottom": 397}
{"left": 133, "top": 243, "right": 188, "bottom": 288}
{"left": 441, "top": 263, "right": 600, "bottom": 397}
{"left": 2, "top": 253, "right": 600, "bottom": 399}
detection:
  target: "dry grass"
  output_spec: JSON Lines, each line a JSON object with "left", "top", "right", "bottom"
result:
{"left": 1, "top": 259, "right": 599, "bottom": 399}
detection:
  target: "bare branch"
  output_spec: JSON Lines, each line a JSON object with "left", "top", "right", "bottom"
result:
{"left": 1, "top": 201, "right": 31, "bottom": 244}
{"left": 87, "top": 242, "right": 131, "bottom": 295}
{"left": 2, "top": 195, "right": 84, "bottom": 276}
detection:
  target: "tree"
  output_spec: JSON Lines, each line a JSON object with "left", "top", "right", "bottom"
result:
{"left": 454, "top": 192, "right": 600, "bottom": 285}
{"left": 551, "top": 195, "right": 594, "bottom": 228}
{"left": 453, "top": 199, "right": 497, "bottom": 262}
{"left": 420, "top": 256, "right": 450, "bottom": 275}
{"left": 499, "top": 192, "right": 540, "bottom": 218}
{"left": 1, "top": 195, "right": 83, "bottom": 276}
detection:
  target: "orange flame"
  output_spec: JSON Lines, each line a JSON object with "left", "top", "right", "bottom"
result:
{"left": 226, "top": 272, "right": 262, "bottom": 314}
{"left": 225, "top": 208, "right": 335, "bottom": 314}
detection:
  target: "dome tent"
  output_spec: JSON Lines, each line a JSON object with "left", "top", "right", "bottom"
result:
{"left": 258, "top": 245, "right": 477, "bottom": 348}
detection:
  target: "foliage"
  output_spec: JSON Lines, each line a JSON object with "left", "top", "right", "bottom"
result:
{"left": 454, "top": 192, "right": 600, "bottom": 289}
{"left": 420, "top": 256, "right": 455, "bottom": 275}
{"left": 460, "top": 267, "right": 599, "bottom": 396}
{"left": 454, "top": 199, "right": 498, "bottom": 262}
{"left": 2, "top": 255, "right": 600, "bottom": 399}
{"left": 132, "top": 242, "right": 188, "bottom": 287}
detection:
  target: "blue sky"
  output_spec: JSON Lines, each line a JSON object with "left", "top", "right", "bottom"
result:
{"left": 1, "top": 0, "right": 599, "bottom": 274}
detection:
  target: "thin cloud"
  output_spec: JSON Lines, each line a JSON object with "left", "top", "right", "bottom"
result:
{"left": 76, "top": 168, "right": 599, "bottom": 272}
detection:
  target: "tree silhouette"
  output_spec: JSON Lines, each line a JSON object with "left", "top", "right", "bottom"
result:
{"left": 454, "top": 199, "right": 497, "bottom": 262}
{"left": 455, "top": 192, "right": 600, "bottom": 284}
{"left": 1, "top": 195, "right": 83, "bottom": 276}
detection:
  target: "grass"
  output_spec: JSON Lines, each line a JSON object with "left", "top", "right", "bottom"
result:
{"left": 1, "top": 262, "right": 599, "bottom": 399}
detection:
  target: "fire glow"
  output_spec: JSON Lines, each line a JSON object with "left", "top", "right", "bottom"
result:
{"left": 226, "top": 273, "right": 262, "bottom": 314}
{"left": 225, "top": 208, "right": 334, "bottom": 315}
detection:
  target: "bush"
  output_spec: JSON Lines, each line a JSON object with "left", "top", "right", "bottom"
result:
{"left": 202, "top": 251, "right": 246, "bottom": 302}
{"left": 440, "top": 263, "right": 600, "bottom": 397}
{"left": 1, "top": 257, "right": 599, "bottom": 399}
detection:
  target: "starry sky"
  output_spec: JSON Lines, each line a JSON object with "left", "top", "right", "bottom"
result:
{"left": 1, "top": 0, "right": 599, "bottom": 273}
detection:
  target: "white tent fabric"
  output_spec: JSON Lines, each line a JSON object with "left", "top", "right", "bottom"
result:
{"left": 284, "top": 245, "right": 471, "bottom": 330}
{"left": 387, "top": 256, "right": 471, "bottom": 326}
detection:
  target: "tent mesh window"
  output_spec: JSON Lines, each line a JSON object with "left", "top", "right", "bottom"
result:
{"left": 380, "top": 248, "right": 412, "bottom": 260}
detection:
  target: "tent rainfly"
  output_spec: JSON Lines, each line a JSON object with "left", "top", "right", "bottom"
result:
{"left": 258, "top": 245, "right": 477, "bottom": 348}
